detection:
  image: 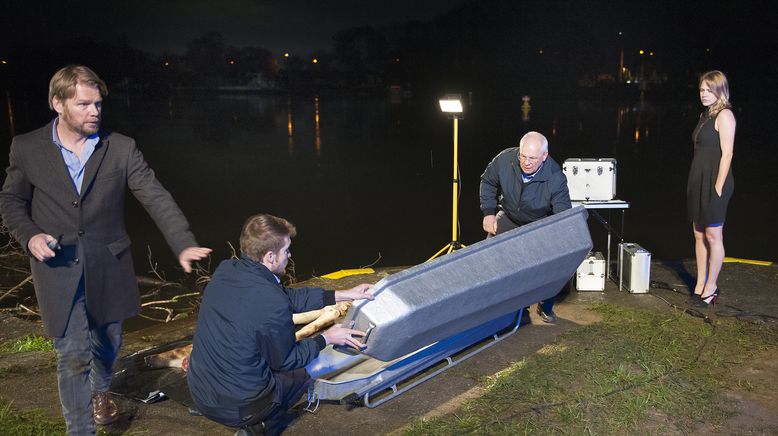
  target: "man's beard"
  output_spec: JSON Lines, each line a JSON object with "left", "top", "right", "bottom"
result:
{"left": 61, "top": 108, "right": 100, "bottom": 136}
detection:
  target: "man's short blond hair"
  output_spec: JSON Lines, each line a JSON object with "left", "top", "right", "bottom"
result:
{"left": 240, "top": 214, "right": 297, "bottom": 262}
{"left": 48, "top": 65, "right": 108, "bottom": 110}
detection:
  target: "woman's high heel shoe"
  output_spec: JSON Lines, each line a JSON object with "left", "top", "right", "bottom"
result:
{"left": 688, "top": 293, "right": 702, "bottom": 304}
{"left": 693, "top": 290, "right": 718, "bottom": 308}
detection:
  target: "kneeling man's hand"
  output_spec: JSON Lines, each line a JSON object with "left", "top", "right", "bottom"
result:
{"left": 322, "top": 324, "right": 367, "bottom": 350}
{"left": 335, "top": 283, "right": 374, "bottom": 302}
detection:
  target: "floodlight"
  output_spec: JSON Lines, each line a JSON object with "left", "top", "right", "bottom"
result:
{"left": 438, "top": 96, "right": 463, "bottom": 114}
{"left": 429, "top": 94, "right": 467, "bottom": 260}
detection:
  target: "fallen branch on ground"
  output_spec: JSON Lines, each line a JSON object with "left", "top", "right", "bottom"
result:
{"left": 0, "top": 275, "right": 33, "bottom": 303}
{"left": 18, "top": 304, "right": 39, "bottom": 317}
{"left": 140, "top": 292, "right": 201, "bottom": 307}
{"left": 136, "top": 275, "right": 182, "bottom": 288}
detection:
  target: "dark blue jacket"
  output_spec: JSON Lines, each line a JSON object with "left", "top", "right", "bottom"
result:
{"left": 187, "top": 256, "right": 335, "bottom": 426}
{"left": 480, "top": 148, "right": 571, "bottom": 225}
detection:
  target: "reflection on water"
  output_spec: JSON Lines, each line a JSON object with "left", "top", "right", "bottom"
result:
{"left": 314, "top": 95, "right": 321, "bottom": 156}
{"left": 287, "top": 96, "right": 294, "bottom": 154}
{"left": 520, "top": 96, "right": 531, "bottom": 122}
{"left": 1, "top": 91, "right": 776, "bottom": 278}
{"left": 4, "top": 91, "right": 14, "bottom": 137}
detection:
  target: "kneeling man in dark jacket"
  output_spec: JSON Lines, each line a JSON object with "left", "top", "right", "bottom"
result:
{"left": 188, "top": 214, "right": 373, "bottom": 435}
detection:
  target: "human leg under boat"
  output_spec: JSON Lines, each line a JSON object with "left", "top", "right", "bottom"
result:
{"left": 232, "top": 368, "right": 311, "bottom": 436}
{"left": 491, "top": 211, "right": 561, "bottom": 323}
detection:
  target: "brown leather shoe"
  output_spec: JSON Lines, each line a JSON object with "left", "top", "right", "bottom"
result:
{"left": 92, "top": 391, "right": 119, "bottom": 425}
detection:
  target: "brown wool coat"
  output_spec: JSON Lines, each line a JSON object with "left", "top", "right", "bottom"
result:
{"left": 0, "top": 121, "right": 197, "bottom": 337}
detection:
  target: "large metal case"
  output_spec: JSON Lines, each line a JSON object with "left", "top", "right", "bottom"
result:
{"left": 618, "top": 243, "right": 651, "bottom": 293}
{"left": 576, "top": 252, "right": 605, "bottom": 291}
{"left": 343, "top": 206, "right": 593, "bottom": 362}
{"left": 563, "top": 158, "right": 617, "bottom": 201}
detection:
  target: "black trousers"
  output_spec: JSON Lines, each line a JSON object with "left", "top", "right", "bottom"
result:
{"left": 240, "top": 368, "right": 312, "bottom": 435}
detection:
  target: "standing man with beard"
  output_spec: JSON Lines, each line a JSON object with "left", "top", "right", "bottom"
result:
{"left": 479, "top": 131, "right": 572, "bottom": 323}
{"left": 0, "top": 65, "right": 211, "bottom": 435}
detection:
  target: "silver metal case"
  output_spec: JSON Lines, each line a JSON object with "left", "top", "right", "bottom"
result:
{"left": 563, "top": 158, "right": 617, "bottom": 201}
{"left": 576, "top": 252, "right": 605, "bottom": 291}
{"left": 618, "top": 243, "right": 651, "bottom": 293}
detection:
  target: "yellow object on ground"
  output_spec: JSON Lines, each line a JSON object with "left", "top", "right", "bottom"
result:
{"left": 321, "top": 268, "right": 376, "bottom": 280}
{"left": 723, "top": 257, "right": 773, "bottom": 266}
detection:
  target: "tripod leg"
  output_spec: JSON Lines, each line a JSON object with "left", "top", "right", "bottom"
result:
{"left": 427, "top": 244, "right": 452, "bottom": 262}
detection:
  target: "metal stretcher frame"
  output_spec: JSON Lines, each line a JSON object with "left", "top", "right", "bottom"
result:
{"left": 305, "top": 309, "right": 523, "bottom": 410}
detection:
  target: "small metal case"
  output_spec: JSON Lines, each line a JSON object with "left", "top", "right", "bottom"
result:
{"left": 618, "top": 243, "right": 651, "bottom": 293}
{"left": 576, "top": 252, "right": 605, "bottom": 291}
{"left": 563, "top": 158, "right": 617, "bottom": 201}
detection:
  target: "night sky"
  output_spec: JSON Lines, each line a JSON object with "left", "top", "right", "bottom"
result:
{"left": 2, "top": 0, "right": 466, "bottom": 56}
{"left": 1, "top": 0, "right": 776, "bottom": 92}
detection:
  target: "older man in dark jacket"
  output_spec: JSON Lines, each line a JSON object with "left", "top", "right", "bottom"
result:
{"left": 0, "top": 65, "right": 211, "bottom": 435}
{"left": 188, "top": 214, "right": 372, "bottom": 436}
{"left": 479, "top": 131, "right": 571, "bottom": 323}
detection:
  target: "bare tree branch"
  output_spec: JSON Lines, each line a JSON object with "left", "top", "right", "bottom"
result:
{"left": 146, "top": 245, "right": 167, "bottom": 282}
{"left": 0, "top": 265, "right": 31, "bottom": 274}
{"left": 226, "top": 241, "right": 239, "bottom": 259}
{"left": 146, "top": 306, "right": 174, "bottom": 323}
{"left": 140, "top": 292, "right": 201, "bottom": 307}
{"left": 0, "top": 275, "right": 33, "bottom": 303}
{"left": 18, "top": 304, "right": 40, "bottom": 316}
{"left": 361, "top": 252, "right": 382, "bottom": 269}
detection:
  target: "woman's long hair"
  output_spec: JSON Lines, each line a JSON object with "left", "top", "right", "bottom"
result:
{"left": 700, "top": 70, "right": 732, "bottom": 118}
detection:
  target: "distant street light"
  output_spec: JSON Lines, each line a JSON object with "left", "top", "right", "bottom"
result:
{"left": 312, "top": 58, "right": 318, "bottom": 64}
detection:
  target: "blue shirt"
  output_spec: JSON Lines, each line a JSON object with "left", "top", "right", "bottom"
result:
{"left": 52, "top": 118, "right": 99, "bottom": 195}
{"left": 521, "top": 162, "right": 544, "bottom": 183}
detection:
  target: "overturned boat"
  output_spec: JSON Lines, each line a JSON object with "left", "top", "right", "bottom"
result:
{"left": 305, "top": 206, "right": 592, "bottom": 408}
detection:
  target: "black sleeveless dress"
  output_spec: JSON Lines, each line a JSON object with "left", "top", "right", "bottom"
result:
{"left": 686, "top": 110, "right": 734, "bottom": 225}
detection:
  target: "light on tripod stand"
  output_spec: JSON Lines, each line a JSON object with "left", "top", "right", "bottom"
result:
{"left": 438, "top": 96, "right": 463, "bottom": 114}
{"left": 428, "top": 94, "right": 466, "bottom": 261}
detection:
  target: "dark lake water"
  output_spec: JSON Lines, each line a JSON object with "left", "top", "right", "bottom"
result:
{"left": 1, "top": 90, "right": 776, "bottom": 281}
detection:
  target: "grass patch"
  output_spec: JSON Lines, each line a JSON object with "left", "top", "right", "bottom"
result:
{"left": 403, "top": 303, "right": 778, "bottom": 435}
{"left": 0, "top": 398, "right": 122, "bottom": 436}
{"left": 0, "top": 335, "right": 54, "bottom": 353}
{"left": 0, "top": 398, "right": 65, "bottom": 435}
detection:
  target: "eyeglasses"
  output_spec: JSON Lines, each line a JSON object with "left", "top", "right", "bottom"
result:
{"left": 519, "top": 153, "right": 541, "bottom": 163}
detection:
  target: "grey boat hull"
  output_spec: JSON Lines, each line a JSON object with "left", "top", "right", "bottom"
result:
{"left": 305, "top": 206, "right": 592, "bottom": 406}
{"left": 346, "top": 206, "right": 592, "bottom": 362}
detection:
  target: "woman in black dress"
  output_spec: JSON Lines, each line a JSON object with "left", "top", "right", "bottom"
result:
{"left": 687, "top": 70, "right": 735, "bottom": 307}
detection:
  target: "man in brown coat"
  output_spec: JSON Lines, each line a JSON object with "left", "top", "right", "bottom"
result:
{"left": 0, "top": 65, "right": 211, "bottom": 435}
